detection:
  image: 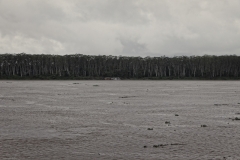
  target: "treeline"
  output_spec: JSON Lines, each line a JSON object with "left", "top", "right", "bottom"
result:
{"left": 0, "top": 53, "right": 240, "bottom": 79}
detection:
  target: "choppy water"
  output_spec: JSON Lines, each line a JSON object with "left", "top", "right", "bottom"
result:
{"left": 0, "top": 80, "right": 240, "bottom": 160}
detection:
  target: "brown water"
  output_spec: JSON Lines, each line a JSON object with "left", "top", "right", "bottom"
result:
{"left": 0, "top": 80, "right": 240, "bottom": 160}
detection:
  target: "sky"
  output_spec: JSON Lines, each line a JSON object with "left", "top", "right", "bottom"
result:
{"left": 1, "top": 0, "right": 240, "bottom": 57}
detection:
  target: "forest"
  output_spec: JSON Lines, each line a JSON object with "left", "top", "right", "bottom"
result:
{"left": 0, "top": 53, "right": 240, "bottom": 80}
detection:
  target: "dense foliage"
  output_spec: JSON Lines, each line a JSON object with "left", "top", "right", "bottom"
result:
{"left": 0, "top": 53, "right": 240, "bottom": 79}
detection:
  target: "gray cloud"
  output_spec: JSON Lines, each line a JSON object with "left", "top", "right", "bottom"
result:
{"left": 117, "top": 36, "right": 149, "bottom": 56}
{"left": 74, "top": 0, "right": 151, "bottom": 25}
{"left": 0, "top": 0, "right": 240, "bottom": 57}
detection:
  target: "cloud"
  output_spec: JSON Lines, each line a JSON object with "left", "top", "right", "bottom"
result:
{"left": 0, "top": 0, "right": 240, "bottom": 57}
{"left": 74, "top": 0, "right": 151, "bottom": 25}
{"left": 117, "top": 36, "right": 149, "bottom": 56}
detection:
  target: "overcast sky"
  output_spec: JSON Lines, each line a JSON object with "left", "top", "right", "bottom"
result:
{"left": 1, "top": 0, "right": 240, "bottom": 57}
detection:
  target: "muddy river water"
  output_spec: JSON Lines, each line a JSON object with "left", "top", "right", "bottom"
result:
{"left": 0, "top": 80, "right": 240, "bottom": 160}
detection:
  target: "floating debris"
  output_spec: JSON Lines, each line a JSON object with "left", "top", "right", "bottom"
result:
{"left": 119, "top": 96, "right": 137, "bottom": 98}
{"left": 201, "top": 125, "right": 207, "bottom": 127}
{"left": 170, "top": 143, "right": 186, "bottom": 146}
{"left": 93, "top": 85, "right": 99, "bottom": 87}
{"left": 153, "top": 143, "right": 186, "bottom": 148}
{"left": 153, "top": 144, "right": 168, "bottom": 148}
{"left": 229, "top": 117, "right": 240, "bottom": 121}
{"left": 143, "top": 145, "right": 147, "bottom": 148}
{"left": 147, "top": 128, "right": 153, "bottom": 130}
{"left": 175, "top": 114, "right": 179, "bottom": 116}
{"left": 165, "top": 121, "right": 171, "bottom": 124}
{"left": 234, "top": 117, "right": 240, "bottom": 120}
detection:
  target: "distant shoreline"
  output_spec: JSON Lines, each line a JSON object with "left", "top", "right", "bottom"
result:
{"left": 1, "top": 53, "right": 240, "bottom": 80}
{"left": 1, "top": 76, "right": 240, "bottom": 80}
